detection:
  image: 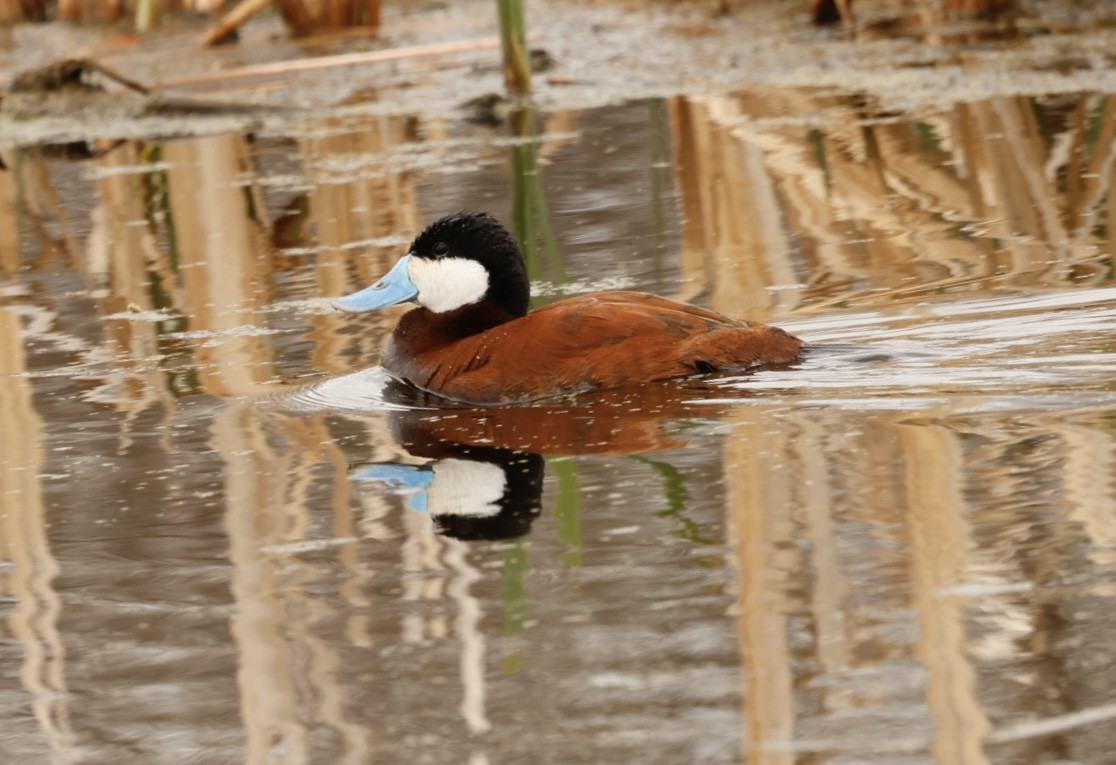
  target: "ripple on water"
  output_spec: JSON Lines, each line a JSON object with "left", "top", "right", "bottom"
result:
{"left": 720, "top": 287, "right": 1116, "bottom": 410}
{"left": 266, "top": 366, "right": 403, "bottom": 413}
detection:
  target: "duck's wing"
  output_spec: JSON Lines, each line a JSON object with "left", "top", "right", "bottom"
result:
{"left": 424, "top": 293, "right": 801, "bottom": 404}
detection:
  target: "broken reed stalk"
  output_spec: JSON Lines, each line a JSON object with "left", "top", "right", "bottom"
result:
{"left": 1, "top": 0, "right": 48, "bottom": 22}
{"left": 275, "top": 0, "right": 380, "bottom": 37}
{"left": 200, "top": 0, "right": 272, "bottom": 45}
{"left": 496, "top": 0, "right": 531, "bottom": 95}
{"left": 811, "top": 0, "right": 1014, "bottom": 25}
{"left": 942, "top": 0, "right": 1013, "bottom": 16}
{"left": 55, "top": 0, "right": 130, "bottom": 23}
{"left": 157, "top": 36, "right": 501, "bottom": 88}
{"left": 135, "top": 0, "right": 156, "bottom": 31}
{"left": 809, "top": 0, "right": 852, "bottom": 25}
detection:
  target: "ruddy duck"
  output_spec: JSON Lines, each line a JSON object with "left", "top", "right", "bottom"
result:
{"left": 334, "top": 211, "right": 802, "bottom": 404}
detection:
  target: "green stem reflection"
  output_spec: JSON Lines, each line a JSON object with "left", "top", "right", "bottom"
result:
{"left": 500, "top": 102, "right": 579, "bottom": 673}
{"left": 501, "top": 537, "right": 530, "bottom": 674}
{"left": 550, "top": 457, "right": 583, "bottom": 568}
{"left": 631, "top": 455, "right": 715, "bottom": 546}
{"left": 509, "top": 108, "right": 565, "bottom": 304}
{"left": 140, "top": 145, "right": 200, "bottom": 398}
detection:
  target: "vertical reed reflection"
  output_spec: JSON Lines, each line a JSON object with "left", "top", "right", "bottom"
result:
{"left": 721, "top": 404, "right": 1116, "bottom": 760}
{"left": 669, "top": 95, "right": 803, "bottom": 314}
{"left": 671, "top": 92, "right": 1114, "bottom": 313}
{"left": 723, "top": 409, "right": 795, "bottom": 764}
{"left": 5, "top": 151, "right": 82, "bottom": 269}
{"left": 0, "top": 153, "right": 18, "bottom": 273}
{"left": 395, "top": 454, "right": 494, "bottom": 735}
{"left": 85, "top": 143, "right": 183, "bottom": 421}
{"left": 164, "top": 136, "right": 275, "bottom": 395}
{"left": 1090, "top": 98, "right": 1116, "bottom": 264}
{"left": 798, "top": 418, "right": 851, "bottom": 688}
{"left": 899, "top": 423, "right": 991, "bottom": 765}
{"left": 1059, "top": 418, "right": 1116, "bottom": 571}
{"left": 214, "top": 403, "right": 308, "bottom": 764}
{"left": 300, "top": 115, "right": 421, "bottom": 374}
{"left": 444, "top": 537, "right": 492, "bottom": 734}
{"left": 0, "top": 308, "right": 75, "bottom": 760}
{"left": 214, "top": 403, "right": 380, "bottom": 764}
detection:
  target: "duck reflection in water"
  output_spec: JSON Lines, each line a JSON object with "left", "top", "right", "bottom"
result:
{"left": 349, "top": 378, "right": 735, "bottom": 540}
{"left": 351, "top": 425, "right": 544, "bottom": 541}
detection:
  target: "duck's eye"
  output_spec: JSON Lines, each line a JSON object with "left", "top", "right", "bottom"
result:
{"left": 432, "top": 242, "right": 449, "bottom": 257}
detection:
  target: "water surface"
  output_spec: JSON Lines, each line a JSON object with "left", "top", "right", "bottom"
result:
{"left": 2, "top": 89, "right": 1115, "bottom": 764}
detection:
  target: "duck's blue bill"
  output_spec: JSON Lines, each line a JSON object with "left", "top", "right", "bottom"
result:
{"left": 333, "top": 254, "right": 417, "bottom": 312}
{"left": 350, "top": 462, "right": 432, "bottom": 515}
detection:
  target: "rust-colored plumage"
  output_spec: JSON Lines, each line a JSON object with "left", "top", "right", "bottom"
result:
{"left": 386, "top": 291, "right": 801, "bottom": 404}
{"left": 334, "top": 212, "right": 803, "bottom": 404}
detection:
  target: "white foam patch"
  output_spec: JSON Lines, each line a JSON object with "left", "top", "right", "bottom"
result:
{"left": 408, "top": 256, "right": 489, "bottom": 313}
{"left": 261, "top": 537, "right": 359, "bottom": 554}
{"left": 428, "top": 458, "right": 507, "bottom": 518}
{"left": 264, "top": 367, "right": 411, "bottom": 413}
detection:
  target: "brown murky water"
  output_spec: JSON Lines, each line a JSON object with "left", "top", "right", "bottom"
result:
{"left": 2, "top": 87, "right": 1116, "bottom": 765}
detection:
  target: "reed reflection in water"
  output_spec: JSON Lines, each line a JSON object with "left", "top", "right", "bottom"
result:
{"left": 0, "top": 90, "right": 1114, "bottom": 764}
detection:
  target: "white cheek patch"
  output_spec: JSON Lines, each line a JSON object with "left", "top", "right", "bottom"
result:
{"left": 408, "top": 257, "right": 489, "bottom": 313}
{"left": 427, "top": 458, "right": 507, "bottom": 518}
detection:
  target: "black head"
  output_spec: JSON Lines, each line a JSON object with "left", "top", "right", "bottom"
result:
{"left": 409, "top": 211, "right": 530, "bottom": 317}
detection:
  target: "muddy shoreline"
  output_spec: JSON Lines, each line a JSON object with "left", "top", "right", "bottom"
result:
{"left": 2, "top": 0, "right": 1116, "bottom": 147}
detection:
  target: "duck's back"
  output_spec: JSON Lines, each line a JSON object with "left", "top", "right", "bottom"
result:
{"left": 385, "top": 291, "right": 802, "bottom": 404}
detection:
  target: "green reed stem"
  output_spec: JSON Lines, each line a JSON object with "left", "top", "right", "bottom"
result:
{"left": 496, "top": 0, "right": 531, "bottom": 95}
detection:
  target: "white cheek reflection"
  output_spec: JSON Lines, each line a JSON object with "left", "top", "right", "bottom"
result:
{"left": 408, "top": 256, "right": 489, "bottom": 313}
{"left": 428, "top": 458, "right": 507, "bottom": 518}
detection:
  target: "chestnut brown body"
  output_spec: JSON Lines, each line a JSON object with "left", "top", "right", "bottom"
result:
{"left": 384, "top": 291, "right": 802, "bottom": 404}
